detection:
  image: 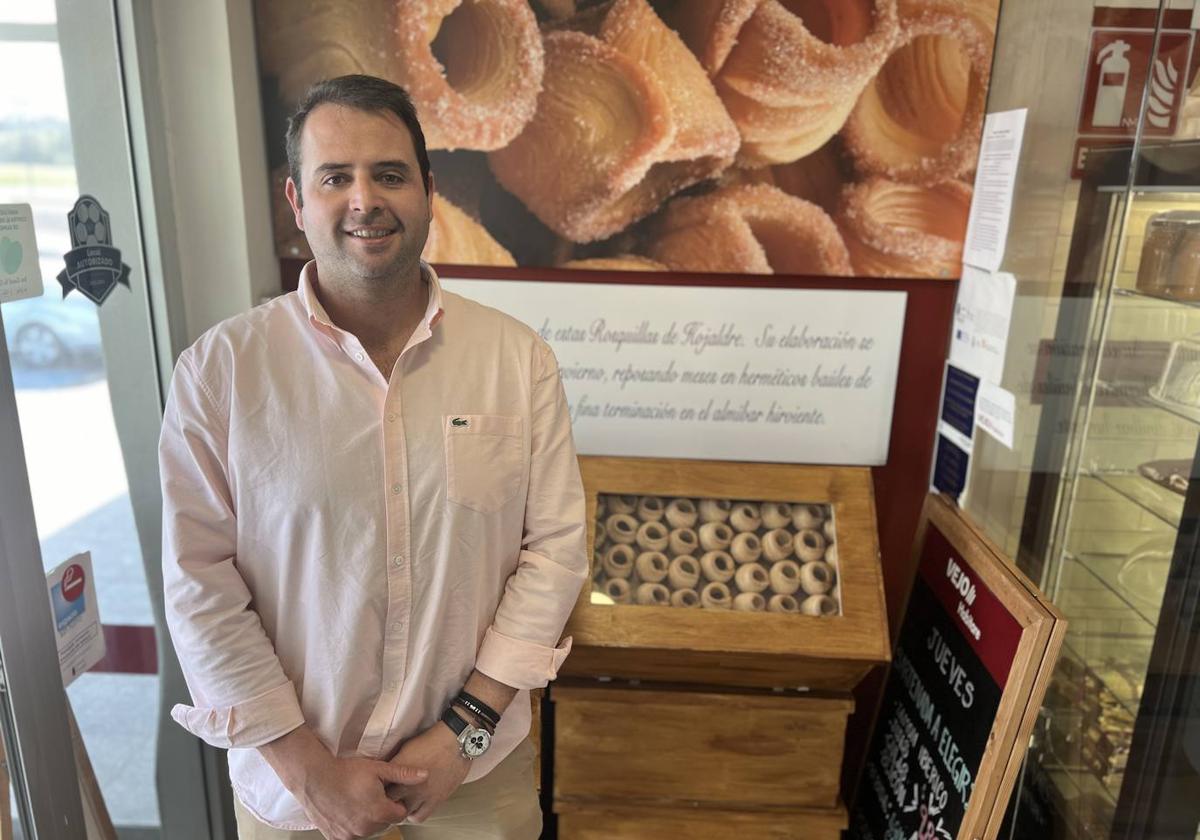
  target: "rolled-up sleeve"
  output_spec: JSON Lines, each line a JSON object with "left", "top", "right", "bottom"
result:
{"left": 475, "top": 342, "right": 588, "bottom": 690}
{"left": 160, "top": 352, "right": 304, "bottom": 748}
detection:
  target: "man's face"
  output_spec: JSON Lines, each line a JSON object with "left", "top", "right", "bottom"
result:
{"left": 285, "top": 104, "right": 433, "bottom": 284}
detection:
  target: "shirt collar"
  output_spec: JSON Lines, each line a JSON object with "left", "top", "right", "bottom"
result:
{"left": 297, "top": 260, "right": 446, "bottom": 336}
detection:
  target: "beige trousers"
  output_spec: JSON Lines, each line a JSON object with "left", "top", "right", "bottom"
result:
{"left": 234, "top": 739, "right": 542, "bottom": 840}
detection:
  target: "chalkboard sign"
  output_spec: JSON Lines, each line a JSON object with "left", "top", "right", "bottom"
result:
{"left": 850, "top": 495, "right": 1064, "bottom": 840}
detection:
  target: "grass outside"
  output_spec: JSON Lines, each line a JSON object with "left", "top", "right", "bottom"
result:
{"left": 0, "top": 162, "right": 76, "bottom": 189}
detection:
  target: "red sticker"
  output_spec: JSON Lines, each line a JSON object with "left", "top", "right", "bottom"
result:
{"left": 61, "top": 563, "right": 85, "bottom": 602}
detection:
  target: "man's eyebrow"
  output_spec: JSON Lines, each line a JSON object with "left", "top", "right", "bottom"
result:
{"left": 312, "top": 161, "right": 414, "bottom": 174}
{"left": 313, "top": 162, "right": 351, "bottom": 175}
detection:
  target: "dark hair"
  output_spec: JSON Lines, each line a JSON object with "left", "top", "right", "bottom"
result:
{"left": 285, "top": 74, "right": 431, "bottom": 204}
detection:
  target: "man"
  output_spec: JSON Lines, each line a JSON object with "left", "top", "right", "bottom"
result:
{"left": 160, "top": 74, "right": 588, "bottom": 839}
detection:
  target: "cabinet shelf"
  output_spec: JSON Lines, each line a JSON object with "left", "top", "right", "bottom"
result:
{"left": 1085, "top": 470, "right": 1183, "bottom": 531}
{"left": 1113, "top": 287, "right": 1200, "bottom": 311}
{"left": 1064, "top": 552, "right": 1161, "bottom": 629}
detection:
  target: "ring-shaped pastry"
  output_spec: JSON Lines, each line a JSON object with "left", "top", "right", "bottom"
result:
{"left": 608, "top": 495, "right": 638, "bottom": 515}
{"left": 635, "top": 551, "right": 670, "bottom": 583}
{"left": 769, "top": 559, "right": 802, "bottom": 596}
{"left": 701, "top": 581, "right": 733, "bottom": 609}
{"left": 730, "top": 532, "right": 763, "bottom": 565}
{"left": 826, "top": 545, "right": 839, "bottom": 566}
{"left": 602, "top": 544, "right": 636, "bottom": 579}
{"left": 768, "top": 593, "right": 800, "bottom": 614}
{"left": 823, "top": 517, "right": 836, "bottom": 544}
{"left": 729, "top": 502, "right": 762, "bottom": 533}
{"left": 606, "top": 513, "right": 638, "bottom": 545}
{"left": 733, "top": 592, "right": 767, "bottom": 612}
{"left": 760, "top": 502, "right": 792, "bottom": 530}
{"left": 668, "top": 555, "right": 701, "bottom": 590}
{"left": 605, "top": 577, "right": 632, "bottom": 604}
{"left": 699, "top": 521, "right": 735, "bottom": 552}
{"left": 594, "top": 518, "right": 608, "bottom": 549}
{"left": 700, "top": 550, "right": 736, "bottom": 584}
{"left": 637, "top": 496, "right": 666, "bottom": 522}
{"left": 665, "top": 498, "right": 700, "bottom": 530}
{"left": 669, "top": 528, "right": 699, "bottom": 557}
{"left": 393, "top": 0, "right": 544, "bottom": 151}
{"left": 795, "top": 529, "right": 827, "bottom": 563}
{"left": 838, "top": 178, "right": 972, "bottom": 278}
{"left": 636, "top": 582, "right": 671, "bottom": 606}
{"left": 801, "top": 594, "right": 838, "bottom": 616}
{"left": 799, "top": 560, "right": 836, "bottom": 595}
{"left": 423, "top": 194, "right": 516, "bottom": 266}
{"left": 734, "top": 562, "right": 770, "bottom": 594}
{"left": 762, "top": 528, "right": 794, "bottom": 562}
{"left": 698, "top": 498, "right": 732, "bottom": 523}
{"left": 670, "top": 588, "right": 701, "bottom": 608}
{"left": 636, "top": 520, "right": 670, "bottom": 552}
{"left": 792, "top": 504, "right": 826, "bottom": 530}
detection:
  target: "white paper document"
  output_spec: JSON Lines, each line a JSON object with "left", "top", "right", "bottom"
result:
{"left": 950, "top": 265, "right": 1017, "bottom": 385}
{"left": 0, "top": 203, "right": 43, "bottom": 304}
{"left": 46, "top": 552, "right": 106, "bottom": 687}
{"left": 975, "top": 380, "right": 1016, "bottom": 449}
{"left": 963, "top": 109, "right": 1027, "bottom": 272}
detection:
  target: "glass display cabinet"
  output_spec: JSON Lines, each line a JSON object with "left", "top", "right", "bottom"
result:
{"left": 1006, "top": 135, "right": 1200, "bottom": 839}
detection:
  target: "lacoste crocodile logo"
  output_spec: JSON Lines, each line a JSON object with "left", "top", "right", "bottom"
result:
{"left": 451, "top": 417, "right": 468, "bottom": 427}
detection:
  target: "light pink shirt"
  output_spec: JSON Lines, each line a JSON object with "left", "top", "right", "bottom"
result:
{"left": 160, "top": 262, "right": 587, "bottom": 830}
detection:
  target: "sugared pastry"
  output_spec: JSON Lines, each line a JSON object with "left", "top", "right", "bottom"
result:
{"left": 561, "top": 255, "right": 670, "bottom": 272}
{"left": 660, "top": 0, "right": 764, "bottom": 76}
{"left": 665, "top": 498, "right": 700, "bottom": 530}
{"left": 423, "top": 194, "right": 516, "bottom": 267}
{"left": 769, "top": 559, "right": 802, "bottom": 595}
{"left": 729, "top": 502, "right": 762, "bottom": 533}
{"left": 636, "top": 521, "right": 670, "bottom": 552}
{"left": 760, "top": 502, "right": 792, "bottom": 530}
{"left": 762, "top": 528, "right": 794, "bottom": 562}
{"left": 635, "top": 551, "right": 670, "bottom": 583}
{"left": 594, "top": 518, "right": 608, "bottom": 549}
{"left": 669, "top": 527, "right": 699, "bottom": 556}
{"left": 602, "top": 544, "right": 636, "bottom": 579}
{"left": 712, "top": 0, "right": 900, "bottom": 165}
{"left": 801, "top": 594, "right": 838, "bottom": 616}
{"left": 700, "top": 550, "right": 736, "bottom": 584}
{"left": 491, "top": 0, "right": 740, "bottom": 244}
{"left": 730, "top": 532, "right": 763, "bottom": 565}
{"left": 670, "top": 588, "right": 701, "bottom": 608}
{"left": 647, "top": 184, "right": 852, "bottom": 275}
{"left": 698, "top": 498, "right": 733, "bottom": 523}
{"left": 605, "top": 513, "right": 638, "bottom": 545}
{"left": 636, "top": 582, "right": 670, "bottom": 606}
{"left": 700, "top": 581, "right": 733, "bottom": 609}
{"left": 733, "top": 592, "right": 767, "bottom": 611}
{"left": 393, "top": 0, "right": 544, "bottom": 151}
{"left": 534, "top": 0, "right": 576, "bottom": 19}
{"left": 767, "top": 593, "right": 800, "bottom": 613}
{"left": 734, "top": 562, "right": 770, "bottom": 594}
{"left": 608, "top": 495, "right": 638, "bottom": 515}
{"left": 637, "top": 496, "right": 666, "bottom": 522}
{"left": 605, "top": 577, "right": 632, "bottom": 604}
{"left": 769, "top": 139, "right": 850, "bottom": 215}
{"left": 668, "top": 555, "right": 702, "bottom": 590}
{"left": 800, "top": 560, "right": 836, "bottom": 595}
{"left": 792, "top": 504, "right": 826, "bottom": 530}
{"left": 843, "top": 6, "right": 991, "bottom": 184}
{"left": 823, "top": 517, "right": 836, "bottom": 544}
{"left": 699, "top": 521, "right": 735, "bottom": 552}
{"left": 837, "top": 178, "right": 971, "bottom": 278}
{"left": 795, "top": 529, "right": 828, "bottom": 563}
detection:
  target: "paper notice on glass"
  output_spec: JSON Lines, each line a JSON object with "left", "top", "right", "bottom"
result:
{"left": 962, "top": 109, "right": 1027, "bottom": 271}
{"left": 950, "top": 266, "right": 1016, "bottom": 384}
{"left": 46, "top": 552, "right": 105, "bottom": 688}
{"left": 0, "top": 203, "right": 43, "bottom": 304}
{"left": 975, "top": 380, "right": 1016, "bottom": 449}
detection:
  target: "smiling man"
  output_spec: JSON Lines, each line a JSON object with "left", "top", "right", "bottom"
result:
{"left": 159, "top": 75, "right": 588, "bottom": 839}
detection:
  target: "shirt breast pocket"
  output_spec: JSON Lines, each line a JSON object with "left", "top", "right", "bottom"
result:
{"left": 444, "top": 414, "right": 524, "bottom": 513}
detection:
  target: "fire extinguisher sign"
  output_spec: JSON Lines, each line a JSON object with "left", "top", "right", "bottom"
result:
{"left": 1071, "top": 12, "right": 1197, "bottom": 178}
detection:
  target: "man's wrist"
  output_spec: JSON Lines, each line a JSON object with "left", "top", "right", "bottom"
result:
{"left": 257, "top": 724, "right": 329, "bottom": 793}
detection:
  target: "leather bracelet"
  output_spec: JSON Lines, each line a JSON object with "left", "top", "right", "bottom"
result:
{"left": 455, "top": 691, "right": 500, "bottom": 729}
{"left": 452, "top": 699, "right": 495, "bottom": 734}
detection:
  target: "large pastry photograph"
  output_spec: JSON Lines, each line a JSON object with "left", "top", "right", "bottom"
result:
{"left": 255, "top": 0, "right": 1000, "bottom": 279}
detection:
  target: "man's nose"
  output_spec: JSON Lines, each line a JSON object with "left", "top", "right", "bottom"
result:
{"left": 349, "top": 176, "right": 383, "bottom": 213}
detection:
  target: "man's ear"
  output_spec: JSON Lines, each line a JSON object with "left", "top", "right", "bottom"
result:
{"left": 284, "top": 177, "right": 305, "bottom": 231}
{"left": 426, "top": 172, "right": 436, "bottom": 220}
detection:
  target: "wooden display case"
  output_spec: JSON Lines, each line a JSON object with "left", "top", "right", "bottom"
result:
{"left": 562, "top": 457, "right": 891, "bottom": 690}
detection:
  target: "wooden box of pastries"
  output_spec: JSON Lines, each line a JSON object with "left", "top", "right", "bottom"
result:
{"left": 562, "top": 456, "right": 890, "bottom": 691}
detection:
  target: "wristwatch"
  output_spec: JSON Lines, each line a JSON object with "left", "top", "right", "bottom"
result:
{"left": 440, "top": 707, "right": 492, "bottom": 759}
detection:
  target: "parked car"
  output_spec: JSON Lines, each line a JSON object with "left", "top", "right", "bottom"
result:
{"left": 1, "top": 279, "right": 102, "bottom": 369}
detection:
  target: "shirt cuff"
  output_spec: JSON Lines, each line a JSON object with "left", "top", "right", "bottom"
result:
{"left": 474, "top": 626, "right": 574, "bottom": 690}
{"left": 170, "top": 681, "right": 305, "bottom": 749}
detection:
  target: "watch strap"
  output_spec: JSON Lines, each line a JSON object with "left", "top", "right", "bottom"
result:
{"left": 441, "top": 706, "right": 469, "bottom": 738}
{"left": 455, "top": 691, "right": 500, "bottom": 729}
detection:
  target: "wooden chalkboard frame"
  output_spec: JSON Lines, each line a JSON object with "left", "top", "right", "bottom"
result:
{"left": 910, "top": 494, "right": 1065, "bottom": 840}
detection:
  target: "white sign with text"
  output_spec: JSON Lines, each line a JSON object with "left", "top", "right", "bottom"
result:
{"left": 441, "top": 279, "right": 907, "bottom": 464}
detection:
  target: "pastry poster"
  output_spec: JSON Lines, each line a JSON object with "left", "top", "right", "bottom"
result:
{"left": 254, "top": 0, "right": 1000, "bottom": 279}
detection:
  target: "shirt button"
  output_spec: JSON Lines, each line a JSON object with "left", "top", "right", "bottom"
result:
{"left": 392, "top": 483, "right": 402, "bottom": 494}
{"left": 392, "top": 555, "right": 402, "bottom": 567}
{"left": 391, "top": 623, "right": 402, "bottom": 632}
{"left": 354, "top": 352, "right": 365, "bottom": 362}
{"left": 387, "top": 412, "right": 397, "bottom": 422}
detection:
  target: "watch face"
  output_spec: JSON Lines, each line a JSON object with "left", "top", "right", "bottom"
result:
{"left": 462, "top": 727, "right": 491, "bottom": 758}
